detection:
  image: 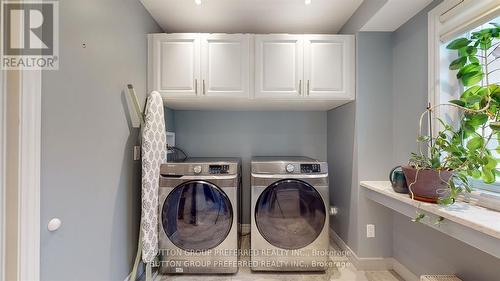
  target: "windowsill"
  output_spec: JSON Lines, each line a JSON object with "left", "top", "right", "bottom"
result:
{"left": 459, "top": 187, "right": 500, "bottom": 212}
{"left": 360, "top": 181, "right": 500, "bottom": 259}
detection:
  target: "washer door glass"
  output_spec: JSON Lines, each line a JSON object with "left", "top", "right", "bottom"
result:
{"left": 162, "top": 180, "right": 233, "bottom": 251}
{"left": 255, "top": 179, "right": 326, "bottom": 249}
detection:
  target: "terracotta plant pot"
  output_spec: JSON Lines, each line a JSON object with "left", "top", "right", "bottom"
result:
{"left": 401, "top": 165, "right": 453, "bottom": 203}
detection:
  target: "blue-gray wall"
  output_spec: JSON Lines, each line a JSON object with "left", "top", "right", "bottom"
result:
{"left": 41, "top": 1, "right": 162, "bottom": 280}
{"left": 165, "top": 107, "right": 175, "bottom": 132}
{"left": 171, "top": 110, "right": 327, "bottom": 224}
{"left": 339, "top": 0, "right": 387, "bottom": 34}
{"left": 327, "top": 32, "right": 395, "bottom": 257}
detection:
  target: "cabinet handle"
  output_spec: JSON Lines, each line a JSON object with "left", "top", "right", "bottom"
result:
{"left": 203, "top": 80, "right": 206, "bottom": 95}
{"left": 307, "top": 80, "right": 310, "bottom": 96}
{"left": 299, "top": 80, "right": 302, "bottom": 95}
{"left": 195, "top": 79, "right": 198, "bottom": 94}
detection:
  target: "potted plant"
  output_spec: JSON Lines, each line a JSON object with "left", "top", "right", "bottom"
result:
{"left": 404, "top": 22, "right": 500, "bottom": 208}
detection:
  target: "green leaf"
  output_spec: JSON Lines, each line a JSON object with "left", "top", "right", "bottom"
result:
{"left": 490, "top": 122, "right": 500, "bottom": 131}
{"left": 482, "top": 168, "right": 495, "bottom": 184}
{"left": 469, "top": 56, "right": 479, "bottom": 64}
{"left": 466, "top": 114, "right": 488, "bottom": 127}
{"left": 434, "top": 216, "right": 445, "bottom": 225}
{"left": 495, "top": 169, "right": 500, "bottom": 177}
{"left": 456, "top": 63, "right": 481, "bottom": 79}
{"left": 461, "top": 85, "right": 482, "bottom": 98}
{"left": 431, "top": 157, "right": 441, "bottom": 169}
{"left": 449, "top": 56, "right": 467, "bottom": 70}
{"left": 467, "top": 136, "right": 484, "bottom": 150}
{"left": 462, "top": 46, "right": 477, "bottom": 56}
{"left": 485, "top": 156, "right": 497, "bottom": 169}
{"left": 446, "top": 38, "right": 471, "bottom": 49}
{"left": 412, "top": 213, "right": 426, "bottom": 223}
{"left": 480, "top": 40, "right": 492, "bottom": 50}
{"left": 461, "top": 71, "right": 484, "bottom": 86}
{"left": 465, "top": 93, "right": 483, "bottom": 105}
{"left": 471, "top": 169, "right": 481, "bottom": 179}
{"left": 439, "top": 197, "right": 454, "bottom": 205}
{"left": 489, "top": 84, "right": 500, "bottom": 101}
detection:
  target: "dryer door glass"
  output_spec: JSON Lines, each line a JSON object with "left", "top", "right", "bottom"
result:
{"left": 255, "top": 179, "right": 325, "bottom": 249}
{"left": 162, "top": 181, "right": 233, "bottom": 251}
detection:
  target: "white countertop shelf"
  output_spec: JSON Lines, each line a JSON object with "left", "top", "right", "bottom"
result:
{"left": 360, "top": 181, "right": 500, "bottom": 259}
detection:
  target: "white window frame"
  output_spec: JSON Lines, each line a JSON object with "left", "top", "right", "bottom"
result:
{"left": 428, "top": 0, "right": 500, "bottom": 209}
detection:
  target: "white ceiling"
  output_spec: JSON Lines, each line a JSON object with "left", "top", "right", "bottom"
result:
{"left": 140, "top": 0, "right": 364, "bottom": 34}
{"left": 361, "top": 0, "right": 433, "bottom": 31}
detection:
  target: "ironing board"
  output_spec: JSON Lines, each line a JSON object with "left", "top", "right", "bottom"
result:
{"left": 130, "top": 90, "right": 166, "bottom": 281}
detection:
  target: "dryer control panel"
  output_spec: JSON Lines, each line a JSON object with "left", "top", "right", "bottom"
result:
{"left": 209, "top": 164, "right": 230, "bottom": 174}
{"left": 300, "top": 164, "right": 321, "bottom": 173}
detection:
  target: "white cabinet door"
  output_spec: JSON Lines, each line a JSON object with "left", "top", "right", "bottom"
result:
{"left": 201, "top": 34, "right": 250, "bottom": 97}
{"left": 254, "top": 35, "right": 303, "bottom": 98}
{"left": 149, "top": 34, "right": 200, "bottom": 97}
{"left": 304, "top": 35, "right": 355, "bottom": 99}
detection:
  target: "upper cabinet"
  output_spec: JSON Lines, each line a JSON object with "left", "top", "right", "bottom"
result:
{"left": 149, "top": 34, "right": 200, "bottom": 97}
{"left": 148, "top": 33, "right": 355, "bottom": 110}
{"left": 254, "top": 35, "right": 303, "bottom": 98}
{"left": 201, "top": 34, "right": 250, "bottom": 97}
{"left": 304, "top": 35, "right": 354, "bottom": 100}
{"left": 149, "top": 33, "right": 249, "bottom": 99}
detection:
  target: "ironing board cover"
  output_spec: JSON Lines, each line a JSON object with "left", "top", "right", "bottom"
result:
{"left": 141, "top": 91, "right": 167, "bottom": 263}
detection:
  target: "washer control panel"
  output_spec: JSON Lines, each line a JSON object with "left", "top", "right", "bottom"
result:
{"left": 300, "top": 164, "right": 321, "bottom": 173}
{"left": 209, "top": 164, "right": 230, "bottom": 174}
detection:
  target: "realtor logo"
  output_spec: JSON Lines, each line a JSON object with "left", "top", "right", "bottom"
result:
{"left": 1, "top": 1, "right": 59, "bottom": 70}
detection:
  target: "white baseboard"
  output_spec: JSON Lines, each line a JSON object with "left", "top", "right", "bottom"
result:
{"left": 391, "top": 259, "right": 419, "bottom": 281}
{"left": 329, "top": 228, "right": 418, "bottom": 281}
{"left": 125, "top": 263, "right": 157, "bottom": 281}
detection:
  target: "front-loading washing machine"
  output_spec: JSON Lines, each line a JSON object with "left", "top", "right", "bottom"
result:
{"left": 159, "top": 158, "right": 241, "bottom": 274}
{"left": 251, "top": 157, "right": 329, "bottom": 271}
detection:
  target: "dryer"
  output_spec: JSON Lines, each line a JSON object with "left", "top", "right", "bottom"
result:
{"left": 159, "top": 158, "right": 241, "bottom": 274}
{"left": 251, "top": 157, "right": 329, "bottom": 271}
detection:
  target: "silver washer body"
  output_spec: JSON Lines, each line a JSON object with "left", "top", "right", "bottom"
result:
{"left": 159, "top": 158, "right": 241, "bottom": 274}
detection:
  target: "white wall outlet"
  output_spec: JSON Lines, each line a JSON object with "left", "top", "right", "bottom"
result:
{"left": 133, "top": 146, "right": 141, "bottom": 161}
{"left": 329, "top": 206, "right": 338, "bottom": 216}
{"left": 366, "top": 224, "right": 375, "bottom": 238}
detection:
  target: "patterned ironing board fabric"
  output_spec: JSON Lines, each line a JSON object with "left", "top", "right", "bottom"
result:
{"left": 141, "top": 91, "right": 167, "bottom": 263}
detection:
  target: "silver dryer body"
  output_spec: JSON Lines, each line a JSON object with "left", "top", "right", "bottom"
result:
{"left": 251, "top": 157, "right": 329, "bottom": 271}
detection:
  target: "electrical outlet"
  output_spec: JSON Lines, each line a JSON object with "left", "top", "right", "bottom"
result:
{"left": 133, "top": 146, "right": 141, "bottom": 161}
{"left": 329, "top": 206, "right": 338, "bottom": 215}
{"left": 366, "top": 224, "right": 375, "bottom": 238}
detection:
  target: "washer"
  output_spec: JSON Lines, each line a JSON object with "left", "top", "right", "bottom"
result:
{"left": 251, "top": 157, "right": 329, "bottom": 271}
{"left": 159, "top": 158, "right": 241, "bottom": 274}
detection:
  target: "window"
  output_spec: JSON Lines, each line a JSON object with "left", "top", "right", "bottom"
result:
{"left": 442, "top": 18, "right": 500, "bottom": 193}
{"left": 429, "top": 0, "right": 500, "bottom": 199}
